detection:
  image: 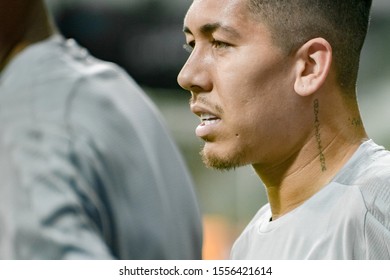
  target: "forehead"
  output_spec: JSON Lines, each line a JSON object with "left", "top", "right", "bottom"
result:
{"left": 184, "top": 0, "right": 252, "bottom": 31}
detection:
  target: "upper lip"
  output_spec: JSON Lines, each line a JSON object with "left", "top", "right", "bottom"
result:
{"left": 200, "top": 113, "right": 219, "bottom": 122}
{"left": 190, "top": 104, "right": 220, "bottom": 120}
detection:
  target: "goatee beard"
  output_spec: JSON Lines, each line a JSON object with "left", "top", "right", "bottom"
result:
{"left": 200, "top": 146, "right": 245, "bottom": 171}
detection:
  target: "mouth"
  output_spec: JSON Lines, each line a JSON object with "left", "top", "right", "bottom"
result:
{"left": 195, "top": 113, "right": 221, "bottom": 138}
{"left": 190, "top": 101, "right": 223, "bottom": 138}
{"left": 199, "top": 113, "right": 221, "bottom": 126}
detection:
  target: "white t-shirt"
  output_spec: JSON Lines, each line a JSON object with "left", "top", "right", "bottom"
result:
{"left": 231, "top": 140, "right": 390, "bottom": 259}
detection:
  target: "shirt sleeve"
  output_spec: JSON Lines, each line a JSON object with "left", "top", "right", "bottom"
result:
{"left": 0, "top": 124, "right": 115, "bottom": 259}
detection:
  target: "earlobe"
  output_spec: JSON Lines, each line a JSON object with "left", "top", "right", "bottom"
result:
{"left": 293, "top": 38, "right": 332, "bottom": 97}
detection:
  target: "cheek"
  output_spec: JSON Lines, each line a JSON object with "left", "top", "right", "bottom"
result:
{"left": 215, "top": 52, "right": 292, "bottom": 126}
{"left": 224, "top": 81, "right": 289, "bottom": 145}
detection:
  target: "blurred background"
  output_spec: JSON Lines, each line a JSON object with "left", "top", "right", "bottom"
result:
{"left": 45, "top": 0, "right": 390, "bottom": 259}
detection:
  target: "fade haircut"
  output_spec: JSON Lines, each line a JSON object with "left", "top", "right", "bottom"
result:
{"left": 247, "top": 0, "right": 373, "bottom": 92}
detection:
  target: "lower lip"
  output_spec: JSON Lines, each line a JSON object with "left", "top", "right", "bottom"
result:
{"left": 195, "top": 119, "right": 221, "bottom": 138}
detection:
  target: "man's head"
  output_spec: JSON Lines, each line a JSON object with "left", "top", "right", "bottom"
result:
{"left": 247, "top": 0, "right": 372, "bottom": 92}
{"left": 0, "top": 0, "right": 38, "bottom": 44}
{"left": 0, "top": 0, "right": 53, "bottom": 71}
{"left": 177, "top": 0, "right": 371, "bottom": 171}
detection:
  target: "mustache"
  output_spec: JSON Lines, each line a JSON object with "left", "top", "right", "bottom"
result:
{"left": 189, "top": 96, "right": 224, "bottom": 115}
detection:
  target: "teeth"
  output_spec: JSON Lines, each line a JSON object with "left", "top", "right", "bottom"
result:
{"left": 204, "top": 119, "right": 219, "bottom": 125}
{"left": 200, "top": 113, "right": 219, "bottom": 125}
{"left": 200, "top": 113, "right": 218, "bottom": 121}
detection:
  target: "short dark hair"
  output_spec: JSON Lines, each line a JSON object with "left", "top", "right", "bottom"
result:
{"left": 247, "top": 0, "right": 372, "bottom": 92}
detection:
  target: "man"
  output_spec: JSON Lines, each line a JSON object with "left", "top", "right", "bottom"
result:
{"left": 0, "top": 0, "right": 202, "bottom": 259}
{"left": 178, "top": 0, "right": 390, "bottom": 259}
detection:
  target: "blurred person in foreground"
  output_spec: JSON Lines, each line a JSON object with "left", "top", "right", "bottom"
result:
{"left": 178, "top": 0, "right": 390, "bottom": 259}
{"left": 0, "top": 0, "right": 202, "bottom": 259}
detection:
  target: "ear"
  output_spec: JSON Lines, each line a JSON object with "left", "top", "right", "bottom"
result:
{"left": 293, "top": 38, "right": 332, "bottom": 97}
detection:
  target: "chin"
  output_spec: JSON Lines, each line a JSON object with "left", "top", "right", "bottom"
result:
{"left": 200, "top": 144, "right": 247, "bottom": 171}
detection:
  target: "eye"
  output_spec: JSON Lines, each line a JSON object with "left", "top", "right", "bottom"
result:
{"left": 183, "top": 41, "right": 195, "bottom": 53}
{"left": 211, "top": 39, "right": 230, "bottom": 49}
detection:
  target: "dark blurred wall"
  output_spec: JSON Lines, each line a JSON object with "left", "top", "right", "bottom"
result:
{"left": 53, "top": 1, "right": 191, "bottom": 89}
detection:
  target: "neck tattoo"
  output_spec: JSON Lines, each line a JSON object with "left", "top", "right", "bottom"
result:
{"left": 314, "top": 99, "right": 327, "bottom": 172}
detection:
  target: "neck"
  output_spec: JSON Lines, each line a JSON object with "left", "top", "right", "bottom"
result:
{"left": 253, "top": 94, "right": 367, "bottom": 220}
{"left": 0, "top": 0, "right": 55, "bottom": 72}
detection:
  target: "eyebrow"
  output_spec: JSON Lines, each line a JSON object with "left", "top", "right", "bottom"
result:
{"left": 183, "top": 22, "right": 241, "bottom": 39}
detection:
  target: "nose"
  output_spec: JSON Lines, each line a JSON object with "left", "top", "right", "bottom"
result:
{"left": 177, "top": 50, "right": 212, "bottom": 93}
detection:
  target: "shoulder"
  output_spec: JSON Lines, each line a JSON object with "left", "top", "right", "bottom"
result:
{"left": 357, "top": 171, "right": 390, "bottom": 258}
{"left": 43, "top": 36, "right": 166, "bottom": 140}
{"left": 355, "top": 144, "right": 390, "bottom": 235}
{"left": 358, "top": 173, "right": 390, "bottom": 230}
{"left": 2, "top": 35, "right": 154, "bottom": 127}
{"left": 28, "top": 34, "right": 150, "bottom": 107}
{"left": 357, "top": 142, "right": 390, "bottom": 211}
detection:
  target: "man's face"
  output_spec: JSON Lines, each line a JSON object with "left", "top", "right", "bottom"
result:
{"left": 177, "top": 0, "right": 300, "bottom": 170}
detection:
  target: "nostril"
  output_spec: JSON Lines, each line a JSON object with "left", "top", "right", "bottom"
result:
{"left": 190, "top": 85, "right": 204, "bottom": 92}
